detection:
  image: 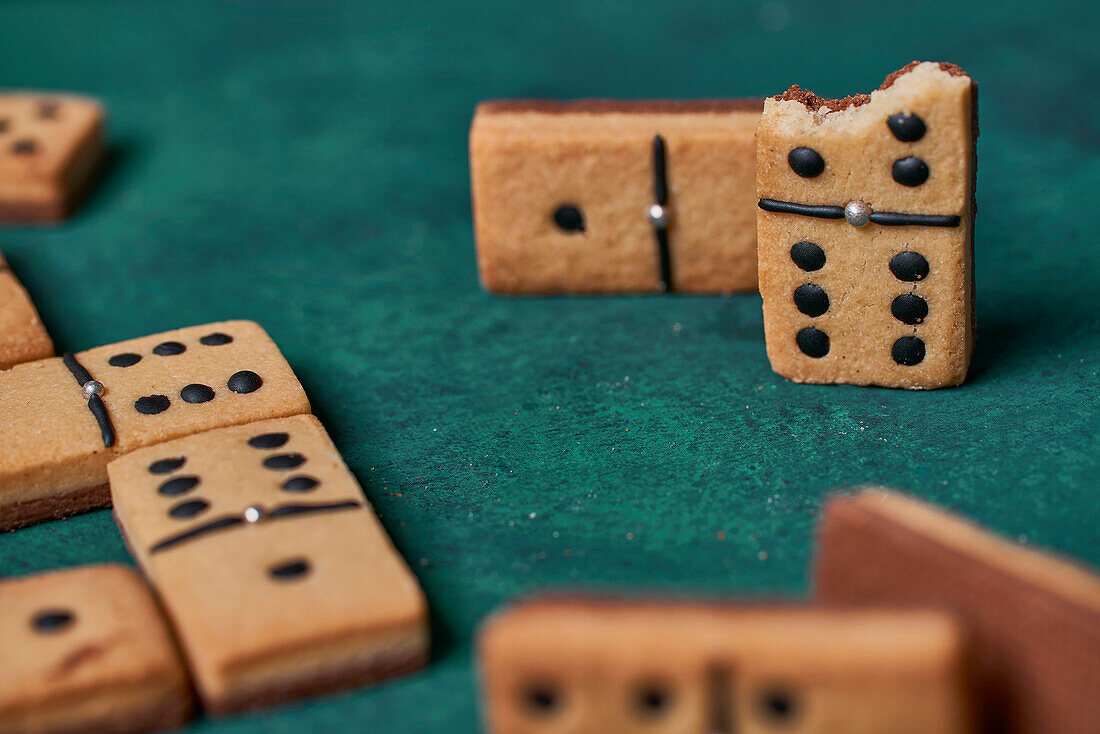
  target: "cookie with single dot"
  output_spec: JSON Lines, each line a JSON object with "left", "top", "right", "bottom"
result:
{"left": 0, "top": 320, "right": 310, "bottom": 531}
{"left": 471, "top": 99, "right": 762, "bottom": 294}
{"left": 0, "top": 250, "right": 53, "bottom": 369}
{"left": 0, "top": 93, "right": 105, "bottom": 222}
{"left": 757, "top": 62, "right": 976, "bottom": 389}
{"left": 0, "top": 565, "right": 192, "bottom": 733}
{"left": 108, "top": 414, "right": 428, "bottom": 715}
{"left": 479, "top": 598, "right": 969, "bottom": 734}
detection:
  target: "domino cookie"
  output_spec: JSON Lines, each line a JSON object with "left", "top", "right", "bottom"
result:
{"left": 756, "top": 62, "right": 977, "bottom": 388}
{"left": 108, "top": 414, "right": 429, "bottom": 714}
{"left": 470, "top": 100, "right": 762, "bottom": 294}
{"left": 0, "top": 93, "right": 105, "bottom": 223}
{"left": 815, "top": 487, "right": 1100, "bottom": 734}
{"left": 0, "top": 250, "right": 53, "bottom": 369}
{"left": 0, "top": 564, "right": 192, "bottom": 734}
{"left": 480, "top": 597, "right": 970, "bottom": 734}
{"left": 0, "top": 320, "right": 310, "bottom": 530}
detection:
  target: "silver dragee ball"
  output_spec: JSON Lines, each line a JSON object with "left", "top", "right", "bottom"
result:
{"left": 647, "top": 204, "right": 669, "bottom": 228}
{"left": 81, "top": 380, "right": 105, "bottom": 398}
{"left": 844, "top": 200, "right": 873, "bottom": 227}
{"left": 244, "top": 506, "right": 262, "bottom": 524}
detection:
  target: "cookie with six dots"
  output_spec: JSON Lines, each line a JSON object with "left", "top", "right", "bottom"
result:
{"left": 109, "top": 414, "right": 429, "bottom": 715}
{"left": 471, "top": 100, "right": 762, "bottom": 294}
{"left": 0, "top": 93, "right": 105, "bottom": 223}
{"left": 756, "top": 62, "right": 977, "bottom": 388}
{"left": 0, "top": 320, "right": 310, "bottom": 530}
{"left": 480, "top": 597, "right": 971, "bottom": 734}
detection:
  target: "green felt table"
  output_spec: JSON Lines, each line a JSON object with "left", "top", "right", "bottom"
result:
{"left": 1, "top": 1, "right": 1097, "bottom": 731}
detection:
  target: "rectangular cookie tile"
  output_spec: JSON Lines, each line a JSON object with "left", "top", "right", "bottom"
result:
{"left": 0, "top": 250, "right": 53, "bottom": 369}
{"left": 471, "top": 100, "right": 761, "bottom": 294}
{"left": 0, "top": 564, "right": 192, "bottom": 734}
{"left": 480, "top": 598, "right": 970, "bottom": 734}
{"left": 815, "top": 487, "right": 1100, "bottom": 734}
{"left": 108, "top": 414, "right": 429, "bottom": 715}
{"left": 756, "top": 62, "right": 976, "bottom": 388}
{"left": 0, "top": 92, "right": 105, "bottom": 223}
{"left": 0, "top": 320, "right": 310, "bottom": 530}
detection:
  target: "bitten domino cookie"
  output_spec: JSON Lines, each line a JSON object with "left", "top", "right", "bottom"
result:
{"left": 109, "top": 414, "right": 429, "bottom": 714}
{"left": 471, "top": 100, "right": 761, "bottom": 294}
{"left": 0, "top": 93, "right": 105, "bottom": 222}
{"left": 480, "top": 598, "right": 970, "bottom": 734}
{"left": 0, "top": 320, "right": 310, "bottom": 530}
{"left": 0, "top": 251, "right": 53, "bottom": 369}
{"left": 757, "top": 62, "right": 977, "bottom": 388}
{"left": 0, "top": 565, "right": 192, "bottom": 734}
{"left": 816, "top": 487, "right": 1100, "bottom": 734}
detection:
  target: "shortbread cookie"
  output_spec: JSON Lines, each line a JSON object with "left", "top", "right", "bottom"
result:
{"left": 471, "top": 100, "right": 762, "bottom": 294}
{"left": 0, "top": 564, "right": 192, "bottom": 734}
{"left": 480, "top": 598, "right": 969, "bottom": 734}
{"left": 0, "top": 320, "right": 310, "bottom": 530}
{"left": 109, "top": 414, "right": 429, "bottom": 714}
{"left": 816, "top": 487, "right": 1100, "bottom": 734}
{"left": 757, "top": 62, "right": 977, "bottom": 388}
{"left": 0, "top": 93, "right": 105, "bottom": 222}
{"left": 0, "top": 251, "right": 53, "bottom": 369}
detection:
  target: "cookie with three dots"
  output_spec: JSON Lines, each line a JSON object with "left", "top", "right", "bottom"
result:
{"left": 0, "top": 564, "right": 192, "bottom": 734}
{"left": 0, "top": 250, "right": 53, "bottom": 369}
{"left": 0, "top": 93, "right": 105, "bottom": 223}
{"left": 108, "top": 414, "right": 429, "bottom": 715}
{"left": 756, "top": 62, "right": 977, "bottom": 388}
{"left": 480, "top": 597, "right": 970, "bottom": 734}
{"left": 816, "top": 487, "right": 1100, "bottom": 734}
{"left": 0, "top": 320, "right": 310, "bottom": 530}
{"left": 471, "top": 100, "right": 761, "bottom": 294}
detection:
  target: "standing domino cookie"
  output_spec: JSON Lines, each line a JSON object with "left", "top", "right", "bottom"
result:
{"left": 0, "top": 93, "right": 105, "bottom": 223}
{"left": 480, "top": 598, "right": 970, "bottom": 734}
{"left": 0, "top": 251, "right": 53, "bottom": 369}
{"left": 815, "top": 488, "right": 1100, "bottom": 734}
{"left": 0, "top": 320, "right": 310, "bottom": 530}
{"left": 109, "top": 414, "right": 429, "bottom": 714}
{"left": 757, "top": 62, "right": 977, "bottom": 388}
{"left": 471, "top": 100, "right": 761, "bottom": 294}
{"left": 0, "top": 565, "right": 192, "bottom": 734}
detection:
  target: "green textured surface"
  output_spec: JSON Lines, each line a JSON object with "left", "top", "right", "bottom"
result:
{"left": 0, "top": 1, "right": 1097, "bottom": 731}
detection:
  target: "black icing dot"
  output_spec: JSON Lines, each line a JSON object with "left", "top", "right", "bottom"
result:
{"left": 169, "top": 499, "right": 209, "bottom": 519}
{"left": 269, "top": 558, "right": 311, "bottom": 581}
{"left": 282, "top": 476, "right": 319, "bottom": 492}
{"left": 149, "top": 457, "right": 185, "bottom": 474}
{"left": 887, "top": 112, "right": 926, "bottom": 142}
{"left": 891, "top": 294, "right": 929, "bottom": 325}
{"left": 227, "top": 370, "right": 263, "bottom": 394}
{"left": 108, "top": 352, "right": 142, "bottom": 367}
{"left": 789, "top": 241, "right": 825, "bottom": 271}
{"left": 787, "top": 147, "right": 825, "bottom": 178}
{"left": 134, "top": 395, "right": 170, "bottom": 415}
{"left": 552, "top": 204, "right": 585, "bottom": 233}
{"left": 248, "top": 432, "right": 289, "bottom": 449}
{"left": 758, "top": 687, "right": 799, "bottom": 723}
{"left": 158, "top": 476, "right": 199, "bottom": 496}
{"left": 635, "top": 684, "right": 672, "bottom": 717}
{"left": 796, "top": 327, "right": 830, "bottom": 358}
{"left": 180, "top": 384, "right": 215, "bottom": 404}
{"left": 152, "top": 341, "right": 186, "bottom": 356}
{"left": 264, "top": 453, "right": 306, "bottom": 470}
{"left": 11, "top": 139, "right": 37, "bottom": 155}
{"left": 199, "top": 332, "right": 233, "bottom": 346}
{"left": 32, "top": 608, "right": 75, "bottom": 634}
{"left": 892, "top": 336, "right": 926, "bottom": 366}
{"left": 892, "top": 156, "right": 929, "bottom": 186}
{"left": 37, "top": 101, "right": 60, "bottom": 119}
{"left": 890, "top": 251, "right": 930, "bottom": 282}
{"left": 523, "top": 683, "right": 561, "bottom": 716}
{"left": 793, "top": 284, "right": 829, "bottom": 317}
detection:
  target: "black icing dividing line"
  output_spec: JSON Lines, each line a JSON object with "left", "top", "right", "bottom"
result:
{"left": 758, "top": 198, "right": 960, "bottom": 227}
{"left": 148, "top": 500, "right": 361, "bottom": 554}
{"left": 61, "top": 352, "right": 115, "bottom": 448}
{"left": 652, "top": 134, "right": 673, "bottom": 291}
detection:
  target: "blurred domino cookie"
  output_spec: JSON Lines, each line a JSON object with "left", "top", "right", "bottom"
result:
{"left": 0, "top": 250, "right": 53, "bottom": 369}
